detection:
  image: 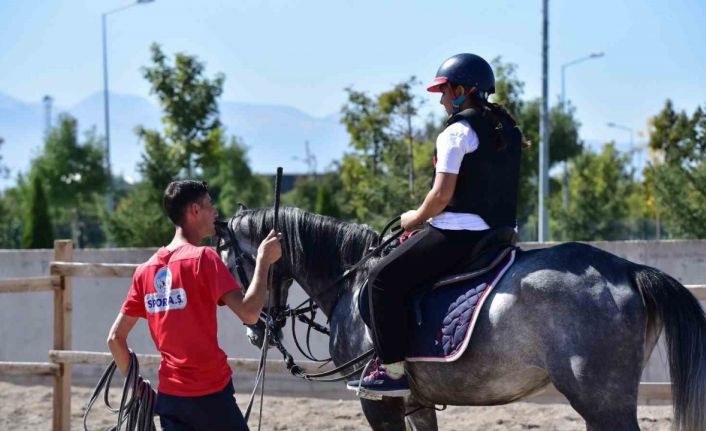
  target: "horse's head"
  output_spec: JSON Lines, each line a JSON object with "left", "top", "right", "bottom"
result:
{"left": 215, "top": 206, "right": 294, "bottom": 349}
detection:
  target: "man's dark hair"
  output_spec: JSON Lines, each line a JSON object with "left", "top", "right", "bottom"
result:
{"left": 163, "top": 180, "right": 210, "bottom": 226}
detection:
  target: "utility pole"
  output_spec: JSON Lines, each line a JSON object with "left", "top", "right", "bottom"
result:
{"left": 538, "top": 0, "right": 550, "bottom": 242}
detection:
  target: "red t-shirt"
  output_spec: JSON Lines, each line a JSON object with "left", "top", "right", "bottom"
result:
{"left": 121, "top": 244, "right": 240, "bottom": 396}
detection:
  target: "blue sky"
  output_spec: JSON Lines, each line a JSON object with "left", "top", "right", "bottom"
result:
{"left": 1, "top": 0, "right": 705, "bottom": 149}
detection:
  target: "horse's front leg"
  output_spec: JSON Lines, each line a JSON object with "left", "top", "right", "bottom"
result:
{"left": 359, "top": 397, "right": 406, "bottom": 431}
{"left": 404, "top": 395, "right": 438, "bottom": 431}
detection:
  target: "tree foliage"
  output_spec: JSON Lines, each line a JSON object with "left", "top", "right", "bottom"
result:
{"left": 142, "top": 43, "right": 225, "bottom": 177}
{"left": 107, "top": 45, "right": 268, "bottom": 246}
{"left": 646, "top": 100, "right": 706, "bottom": 238}
{"left": 553, "top": 143, "right": 635, "bottom": 240}
{"left": 30, "top": 114, "right": 107, "bottom": 246}
{"left": 22, "top": 175, "right": 54, "bottom": 249}
{"left": 490, "top": 58, "right": 583, "bottom": 240}
{"left": 4, "top": 55, "right": 705, "bottom": 248}
{"left": 339, "top": 78, "right": 432, "bottom": 228}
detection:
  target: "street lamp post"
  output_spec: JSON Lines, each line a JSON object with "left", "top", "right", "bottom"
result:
{"left": 102, "top": 0, "right": 154, "bottom": 216}
{"left": 559, "top": 52, "right": 604, "bottom": 209}
{"left": 561, "top": 52, "right": 604, "bottom": 109}
{"left": 606, "top": 122, "right": 634, "bottom": 150}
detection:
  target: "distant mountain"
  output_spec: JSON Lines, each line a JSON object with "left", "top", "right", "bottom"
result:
{"left": 0, "top": 94, "right": 45, "bottom": 187}
{"left": 0, "top": 91, "right": 349, "bottom": 188}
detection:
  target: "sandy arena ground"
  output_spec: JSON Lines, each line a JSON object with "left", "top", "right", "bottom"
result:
{"left": 0, "top": 381, "right": 674, "bottom": 430}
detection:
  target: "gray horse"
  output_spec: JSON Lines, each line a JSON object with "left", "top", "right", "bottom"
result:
{"left": 216, "top": 207, "right": 706, "bottom": 431}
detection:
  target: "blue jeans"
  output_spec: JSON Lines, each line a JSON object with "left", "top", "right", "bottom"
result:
{"left": 155, "top": 380, "right": 249, "bottom": 431}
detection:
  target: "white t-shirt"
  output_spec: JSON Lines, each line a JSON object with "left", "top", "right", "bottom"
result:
{"left": 429, "top": 120, "right": 491, "bottom": 231}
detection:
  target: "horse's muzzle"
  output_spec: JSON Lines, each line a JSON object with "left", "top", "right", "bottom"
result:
{"left": 246, "top": 320, "right": 283, "bottom": 349}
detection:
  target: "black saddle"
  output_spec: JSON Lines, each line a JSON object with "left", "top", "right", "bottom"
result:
{"left": 359, "top": 227, "right": 518, "bottom": 328}
{"left": 433, "top": 226, "right": 517, "bottom": 289}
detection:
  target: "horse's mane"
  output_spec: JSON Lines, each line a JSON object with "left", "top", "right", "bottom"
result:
{"left": 233, "top": 207, "right": 380, "bottom": 281}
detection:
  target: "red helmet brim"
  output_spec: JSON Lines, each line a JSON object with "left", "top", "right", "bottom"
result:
{"left": 426, "top": 76, "right": 448, "bottom": 93}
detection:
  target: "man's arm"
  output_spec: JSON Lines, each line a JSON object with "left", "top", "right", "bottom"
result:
{"left": 107, "top": 313, "right": 139, "bottom": 375}
{"left": 221, "top": 230, "right": 282, "bottom": 324}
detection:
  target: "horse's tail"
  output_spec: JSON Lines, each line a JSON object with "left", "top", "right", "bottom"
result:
{"left": 633, "top": 266, "right": 706, "bottom": 431}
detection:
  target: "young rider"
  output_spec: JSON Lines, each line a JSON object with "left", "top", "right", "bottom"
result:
{"left": 348, "top": 53, "right": 526, "bottom": 397}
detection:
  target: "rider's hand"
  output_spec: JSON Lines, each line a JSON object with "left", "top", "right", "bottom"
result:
{"left": 400, "top": 210, "right": 420, "bottom": 231}
{"left": 257, "top": 230, "right": 282, "bottom": 265}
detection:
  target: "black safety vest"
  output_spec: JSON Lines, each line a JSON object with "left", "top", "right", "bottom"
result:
{"left": 432, "top": 108, "right": 522, "bottom": 228}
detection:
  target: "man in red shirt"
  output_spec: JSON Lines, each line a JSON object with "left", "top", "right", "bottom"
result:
{"left": 107, "top": 180, "right": 281, "bottom": 431}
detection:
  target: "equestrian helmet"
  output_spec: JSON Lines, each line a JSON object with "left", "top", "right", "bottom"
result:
{"left": 427, "top": 53, "right": 495, "bottom": 99}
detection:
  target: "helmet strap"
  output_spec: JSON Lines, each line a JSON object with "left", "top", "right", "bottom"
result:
{"left": 450, "top": 85, "right": 478, "bottom": 114}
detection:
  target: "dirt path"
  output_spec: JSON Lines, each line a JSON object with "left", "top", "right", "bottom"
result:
{"left": 0, "top": 381, "right": 673, "bottom": 430}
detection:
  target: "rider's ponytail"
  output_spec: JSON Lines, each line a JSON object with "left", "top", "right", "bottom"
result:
{"left": 477, "top": 98, "right": 531, "bottom": 151}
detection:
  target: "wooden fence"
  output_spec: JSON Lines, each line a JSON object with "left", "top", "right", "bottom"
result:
{"left": 0, "top": 239, "right": 704, "bottom": 429}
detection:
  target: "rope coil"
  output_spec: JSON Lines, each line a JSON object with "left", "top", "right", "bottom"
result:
{"left": 83, "top": 351, "right": 157, "bottom": 431}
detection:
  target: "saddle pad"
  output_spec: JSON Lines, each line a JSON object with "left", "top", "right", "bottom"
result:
{"left": 406, "top": 249, "right": 516, "bottom": 362}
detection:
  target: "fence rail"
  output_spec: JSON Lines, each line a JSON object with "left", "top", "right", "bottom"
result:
{"left": 0, "top": 275, "right": 60, "bottom": 293}
{"left": 50, "top": 262, "right": 138, "bottom": 278}
{"left": 49, "top": 349, "right": 303, "bottom": 374}
{"left": 0, "top": 361, "right": 60, "bottom": 376}
{"left": 685, "top": 285, "right": 706, "bottom": 300}
{"left": 0, "top": 241, "right": 702, "bottom": 429}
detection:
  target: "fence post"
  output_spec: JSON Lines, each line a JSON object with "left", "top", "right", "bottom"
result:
{"left": 52, "top": 240, "right": 73, "bottom": 431}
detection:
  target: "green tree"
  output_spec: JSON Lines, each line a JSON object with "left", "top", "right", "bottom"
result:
{"left": 107, "top": 183, "right": 173, "bottom": 247}
{"left": 315, "top": 183, "right": 341, "bottom": 218}
{"left": 554, "top": 143, "right": 634, "bottom": 240}
{"left": 22, "top": 176, "right": 54, "bottom": 248}
{"left": 0, "top": 137, "right": 8, "bottom": 179}
{"left": 32, "top": 115, "right": 107, "bottom": 208}
{"left": 108, "top": 45, "right": 267, "bottom": 245}
{"left": 489, "top": 58, "right": 583, "bottom": 240}
{"left": 283, "top": 172, "right": 347, "bottom": 217}
{"left": 339, "top": 79, "right": 429, "bottom": 228}
{"left": 0, "top": 138, "right": 22, "bottom": 247}
{"left": 646, "top": 100, "right": 706, "bottom": 238}
{"left": 377, "top": 77, "right": 424, "bottom": 197}
{"left": 332, "top": 59, "right": 580, "bottom": 234}
{"left": 0, "top": 179, "right": 27, "bottom": 248}
{"left": 30, "top": 114, "right": 107, "bottom": 246}
{"left": 142, "top": 43, "right": 225, "bottom": 177}
{"left": 203, "top": 136, "right": 272, "bottom": 217}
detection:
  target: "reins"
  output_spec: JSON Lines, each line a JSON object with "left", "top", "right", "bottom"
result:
{"left": 243, "top": 168, "right": 284, "bottom": 430}
{"left": 217, "top": 201, "right": 406, "bottom": 421}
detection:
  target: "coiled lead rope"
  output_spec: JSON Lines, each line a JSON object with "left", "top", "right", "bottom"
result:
{"left": 83, "top": 350, "right": 157, "bottom": 431}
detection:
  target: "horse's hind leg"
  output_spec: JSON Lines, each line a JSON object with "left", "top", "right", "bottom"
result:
{"left": 547, "top": 340, "right": 643, "bottom": 430}
{"left": 404, "top": 396, "right": 438, "bottom": 431}
{"left": 360, "top": 397, "right": 406, "bottom": 431}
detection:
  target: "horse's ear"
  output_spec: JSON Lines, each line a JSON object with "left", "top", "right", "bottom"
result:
{"left": 237, "top": 202, "right": 248, "bottom": 213}
{"left": 214, "top": 219, "right": 229, "bottom": 236}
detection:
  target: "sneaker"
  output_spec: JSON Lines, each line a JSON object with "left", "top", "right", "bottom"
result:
{"left": 347, "top": 361, "right": 411, "bottom": 397}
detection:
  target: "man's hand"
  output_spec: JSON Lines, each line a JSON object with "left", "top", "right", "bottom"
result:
{"left": 223, "top": 230, "right": 283, "bottom": 324}
{"left": 257, "top": 230, "right": 282, "bottom": 265}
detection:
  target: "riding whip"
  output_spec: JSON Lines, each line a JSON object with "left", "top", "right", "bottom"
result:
{"left": 245, "top": 167, "right": 284, "bottom": 430}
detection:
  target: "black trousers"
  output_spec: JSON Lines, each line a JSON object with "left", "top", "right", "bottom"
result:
{"left": 368, "top": 225, "right": 487, "bottom": 364}
{"left": 155, "top": 380, "right": 249, "bottom": 431}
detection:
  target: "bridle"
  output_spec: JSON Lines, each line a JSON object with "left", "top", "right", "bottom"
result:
{"left": 214, "top": 213, "right": 405, "bottom": 383}
{"left": 215, "top": 217, "right": 255, "bottom": 289}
